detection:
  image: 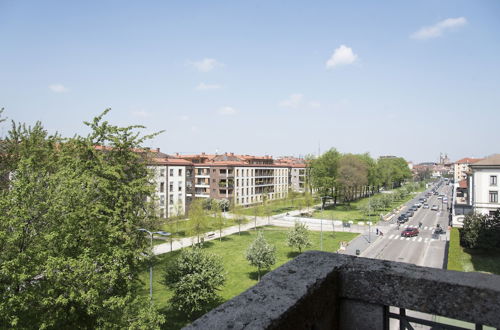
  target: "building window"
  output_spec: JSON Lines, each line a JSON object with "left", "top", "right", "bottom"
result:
{"left": 160, "top": 182, "right": 165, "bottom": 192}
{"left": 178, "top": 185, "right": 182, "bottom": 192}
{"left": 489, "top": 191, "right": 498, "bottom": 203}
{"left": 179, "top": 169, "right": 182, "bottom": 176}
{"left": 169, "top": 183, "right": 173, "bottom": 192}
{"left": 160, "top": 169, "right": 165, "bottom": 177}
{"left": 490, "top": 175, "right": 497, "bottom": 186}
{"left": 489, "top": 210, "right": 497, "bottom": 216}
{"left": 169, "top": 169, "right": 173, "bottom": 176}
{"left": 160, "top": 195, "right": 165, "bottom": 206}
{"left": 169, "top": 194, "right": 174, "bottom": 204}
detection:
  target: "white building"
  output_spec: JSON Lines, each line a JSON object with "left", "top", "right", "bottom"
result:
{"left": 148, "top": 156, "right": 193, "bottom": 218}
{"left": 470, "top": 154, "right": 500, "bottom": 216}
{"left": 454, "top": 157, "right": 482, "bottom": 183}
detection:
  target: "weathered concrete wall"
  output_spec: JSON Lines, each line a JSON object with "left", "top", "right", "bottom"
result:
{"left": 184, "top": 251, "right": 500, "bottom": 329}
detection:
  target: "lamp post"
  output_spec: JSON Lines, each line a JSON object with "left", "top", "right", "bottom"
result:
{"left": 138, "top": 228, "right": 171, "bottom": 300}
{"left": 320, "top": 196, "right": 327, "bottom": 251}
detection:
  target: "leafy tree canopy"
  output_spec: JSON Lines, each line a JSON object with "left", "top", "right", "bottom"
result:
{"left": 163, "top": 247, "right": 226, "bottom": 318}
{"left": 0, "top": 110, "right": 165, "bottom": 328}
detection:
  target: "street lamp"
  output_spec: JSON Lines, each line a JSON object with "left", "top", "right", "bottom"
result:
{"left": 320, "top": 196, "right": 328, "bottom": 251}
{"left": 138, "top": 228, "right": 171, "bottom": 300}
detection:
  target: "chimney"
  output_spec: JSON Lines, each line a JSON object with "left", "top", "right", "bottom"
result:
{"left": 156, "top": 148, "right": 160, "bottom": 152}
{"left": 230, "top": 152, "right": 234, "bottom": 156}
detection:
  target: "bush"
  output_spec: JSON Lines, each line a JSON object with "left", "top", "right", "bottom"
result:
{"left": 461, "top": 210, "right": 500, "bottom": 249}
{"left": 163, "top": 247, "right": 226, "bottom": 317}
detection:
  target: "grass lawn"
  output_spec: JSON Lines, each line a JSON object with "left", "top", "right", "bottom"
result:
{"left": 158, "top": 216, "right": 249, "bottom": 239}
{"left": 312, "top": 186, "right": 426, "bottom": 223}
{"left": 239, "top": 196, "right": 317, "bottom": 217}
{"left": 447, "top": 228, "right": 500, "bottom": 275}
{"left": 139, "top": 227, "right": 358, "bottom": 329}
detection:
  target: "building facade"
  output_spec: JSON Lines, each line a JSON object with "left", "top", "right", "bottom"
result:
{"left": 470, "top": 154, "right": 500, "bottom": 216}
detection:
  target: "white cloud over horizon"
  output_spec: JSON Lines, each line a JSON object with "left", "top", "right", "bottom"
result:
{"left": 196, "top": 82, "right": 222, "bottom": 90}
{"left": 189, "top": 58, "right": 223, "bottom": 72}
{"left": 411, "top": 17, "right": 467, "bottom": 40}
{"left": 131, "top": 109, "right": 151, "bottom": 118}
{"left": 279, "top": 94, "right": 321, "bottom": 109}
{"left": 48, "top": 84, "right": 69, "bottom": 93}
{"left": 218, "top": 106, "right": 237, "bottom": 115}
{"left": 326, "top": 45, "right": 358, "bottom": 69}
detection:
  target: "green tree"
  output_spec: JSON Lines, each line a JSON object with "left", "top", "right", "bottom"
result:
{"left": 0, "top": 110, "right": 164, "bottom": 329}
{"left": 188, "top": 199, "right": 209, "bottom": 245}
{"left": 246, "top": 232, "right": 276, "bottom": 281}
{"left": 212, "top": 200, "right": 225, "bottom": 241}
{"left": 337, "top": 154, "right": 369, "bottom": 204}
{"left": 163, "top": 247, "right": 226, "bottom": 318}
{"left": 461, "top": 211, "right": 500, "bottom": 249}
{"left": 286, "top": 221, "right": 312, "bottom": 253}
{"left": 232, "top": 204, "right": 246, "bottom": 235}
{"left": 309, "top": 148, "right": 341, "bottom": 207}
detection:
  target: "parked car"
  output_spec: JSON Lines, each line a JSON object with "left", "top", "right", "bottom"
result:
{"left": 398, "top": 214, "right": 408, "bottom": 223}
{"left": 431, "top": 205, "right": 439, "bottom": 211}
{"left": 423, "top": 203, "right": 429, "bottom": 209}
{"left": 406, "top": 210, "right": 414, "bottom": 217}
{"left": 401, "top": 227, "right": 419, "bottom": 237}
{"left": 414, "top": 203, "right": 422, "bottom": 208}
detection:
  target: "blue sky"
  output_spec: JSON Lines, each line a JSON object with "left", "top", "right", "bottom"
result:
{"left": 1, "top": 1, "right": 499, "bottom": 163}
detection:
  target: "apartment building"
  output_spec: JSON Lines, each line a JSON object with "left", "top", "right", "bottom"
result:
{"left": 469, "top": 154, "right": 500, "bottom": 216}
{"left": 276, "top": 157, "right": 308, "bottom": 193}
{"left": 178, "top": 152, "right": 304, "bottom": 207}
{"left": 148, "top": 151, "right": 194, "bottom": 218}
{"left": 454, "top": 157, "right": 482, "bottom": 183}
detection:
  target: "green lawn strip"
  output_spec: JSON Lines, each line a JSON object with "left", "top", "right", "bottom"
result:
{"left": 312, "top": 186, "right": 425, "bottom": 223}
{"left": 447, "top": 228, "right": 500, "bottom": 275}
{"left": 139, "top": 227, "right": 358, "bottom": 329}
{"left": 239, "top": 197, "right": 317, "bottom": 217}
{"left": 158, "top": 216, "right": 249, "bottom": 239}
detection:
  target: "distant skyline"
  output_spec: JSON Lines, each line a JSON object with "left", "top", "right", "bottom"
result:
{"left": 1, "top": 1, "right": 499, "bottom": 163}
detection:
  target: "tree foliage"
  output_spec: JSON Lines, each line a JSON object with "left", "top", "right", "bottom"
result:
{"left": 0, "top": 110, "right": 164, "bottom": 329}
{"left": 286, "top": 221, "right": 311, "bottom": 253}
{"left": 246, "top": 232, "right": 276, "bottom": 281}
{"left": 461, "top": 210, "right": 500, "bottom": 249}
{"left": 163, "top": 247, "right": 225, "bottom": 318}
{"left": 188, "top": 199, "right": 209, "bottom": 245}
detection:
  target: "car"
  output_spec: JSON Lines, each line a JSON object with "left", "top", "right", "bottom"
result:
{"left": 431, "top": 205, "right": 439, "bottom": 211}
{"left": 401, "top": 227, "right": 419, "bottom": 237}
{"left": 406, "top": 210, "right": 414, "bottom": 217}
{"left": 397, "top": 214, "right": 408, "bottom": 223}
{"left": 434, "top": 191, "right": 439, "bottom": 195}
{"left": 423, "top": 203, "right": 429, "bottom": 209}
{"left": 443, "top": 197, "right": 448, "bottom": 203}
{"left": 437, "top": 196, "right": 443, "bottom": 200}
{"left": 414, "top": 203, "right": 422, "bottom": 208}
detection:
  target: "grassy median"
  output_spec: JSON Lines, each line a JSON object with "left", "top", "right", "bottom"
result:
{"left": 447, "top": 227, "right": 500, "bottom": 275}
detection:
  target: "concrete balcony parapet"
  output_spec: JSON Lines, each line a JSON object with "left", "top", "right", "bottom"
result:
{"left": 184, "top": 251, "right": 500, "bottom": 329}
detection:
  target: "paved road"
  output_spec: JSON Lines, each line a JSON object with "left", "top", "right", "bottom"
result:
{"left": 359, "top": 181, "right": 453, "bottom": 329}
{"left": 361, "top": 182, "right": 452, "bottom": 268}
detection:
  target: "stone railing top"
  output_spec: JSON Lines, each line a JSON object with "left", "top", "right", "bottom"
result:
{"left": 184, "top": 251, "right": 500, "bottom": 329}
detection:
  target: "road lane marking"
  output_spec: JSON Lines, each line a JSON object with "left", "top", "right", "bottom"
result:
{"left": 388, "top": 234, "right": 395, "bottom": 240}
{"left": 424, "top": 238, "right": 429, "bottom": 243}
{"left": 418, "top": 237, "right": 423, "bottom": 242}
{"left": 412, "top": 237, "right": 417, "bottom": 241}
{"left": 400, "top": 237, "right": 405, "bottom": 240}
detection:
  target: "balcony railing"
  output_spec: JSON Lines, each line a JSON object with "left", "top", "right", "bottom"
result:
{"left": 184, "top": 251, "right": 500, "bottom": 330}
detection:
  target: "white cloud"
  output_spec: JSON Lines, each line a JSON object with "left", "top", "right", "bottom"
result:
{"left": 195, "top": 82, "right": 222, "bottom": 91}
{"left": 179, "top": 115, "right": 190, "bottom": 121}
{"left": 48, "top": 84, "right": 69, "bottom": 93}
{"left": 326, "top": 45, "right": 358, "bottom": 69}
{"left": 218, "top": 106, "right": 237, "bottom": 116}
{"left": 308, "top": 101, "right": 321, "bottom": 109}
{"left": 411, "top": 17, "right": 467, "bottom": 40}
{"left": 131, "top": 110, "right": 151, "bottom": 118}
{"left": 189, "top": 58, "right": 223, "bottom": 72}
{"left": 279, "top": 93, "right": 304, "bottom": 108}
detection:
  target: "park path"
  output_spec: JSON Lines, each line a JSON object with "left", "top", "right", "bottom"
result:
{"left": 152, "top": 205, "right": 382, "bottom": 255}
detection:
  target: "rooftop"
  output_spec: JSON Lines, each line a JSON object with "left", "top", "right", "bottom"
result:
{"left": 471, "top": 154, "right": 500, "bottom": 167}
